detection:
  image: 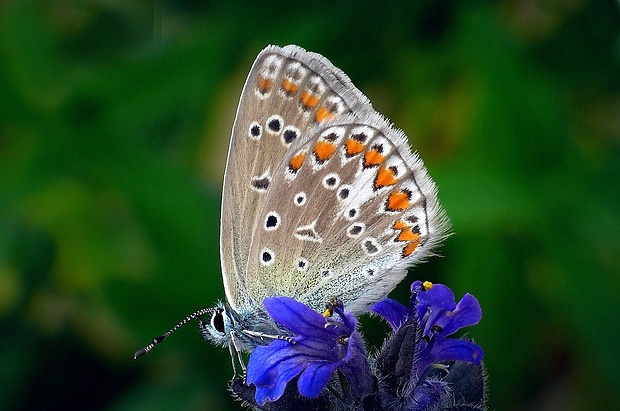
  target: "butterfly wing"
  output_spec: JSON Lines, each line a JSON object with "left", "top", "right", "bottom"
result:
{"left": 245, "top": 110, "right": 449, "bottom": 315}
{"left": 220, "top": 45, "right": 374, "bottom": 310}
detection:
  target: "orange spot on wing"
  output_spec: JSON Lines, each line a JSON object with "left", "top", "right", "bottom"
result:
{"left": 300, "top": 91, "right": 319, "bottom": 108}
{"left": 364, "top": 148, "right": 384, "bottom": 167}
{"left": 257, "top": 77, "right": 273, "bottom": 93}
{"left": 403, "top": 241, "right": 420, "bottom": 257}
{"left": 386, "top": 190, "right": 410, "bottom": 211}
{"left": 315, "top": 106, "right": 335, "bottom": 123}
{"left": 314, "top": 141, "right": 336, "bottom": 162}
{"left": 345, "top": 138, "right": 365, "bottom": 156}
{"left": 281, "top": 79, "right": 298, "bottom": 94}
{"left": 289, "top": 153, "right": 306, "bottom": 172}
{"left": 397, "top": 228, "right": 420, "bottom": 243}
{"left": 392, "top": 220, "right": 407, "bottom": 230}
{"left": 393, "top": 219, "right": 422, "bottom": 257}
{"left": 374, "top": 165, "right": 398, "bottom": 189}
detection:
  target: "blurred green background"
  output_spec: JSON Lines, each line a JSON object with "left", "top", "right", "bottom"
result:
{"left": 1, "top": 1, "right": 619, "bottom": 410}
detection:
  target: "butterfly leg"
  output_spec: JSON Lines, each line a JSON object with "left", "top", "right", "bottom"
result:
{"left": 227, "top": 339, "right": 239, "bottom": 377}
{"left": 230, "top": 331, "right": 247, "bottom": 379}
{"left": 241, "top": 329, "right": 295, "bottom": 344}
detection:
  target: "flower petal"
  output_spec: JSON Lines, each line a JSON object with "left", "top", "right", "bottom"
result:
{"left": 332, "top": 304, "right": 358, "bottom": 334}
{"left": 441, "top": 293, "right": 482, "bottom": 336}
{"left": 416, "top": 283, "right": 457, "bottom": 321}
{"left": 253, "top": 360, "right": 306, "bottom": 405}
{"left": 247, "top": 296, "right": 373, "bottom": 405}
{"left": 371, "top": 298, "right": 409, "bottom": 330}
{"left": 431, "top": 338, "right": 484, "bottom": 364}
{"left": 263, "top": 296, "right": 327, "bottom": 336}
{"left": 297, "top": 362, "right": 339, "bottom": 398}
{"left": 246, "top": 340, "right": 293, "bottom": 386}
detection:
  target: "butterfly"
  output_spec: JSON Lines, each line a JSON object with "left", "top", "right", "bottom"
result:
{"left": 135, "top": 45, "right": 448, "bottom": 374}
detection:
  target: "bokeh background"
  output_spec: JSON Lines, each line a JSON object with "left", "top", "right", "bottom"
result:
{"left": 1, "top": 1, "right": 619, "bottom": 410}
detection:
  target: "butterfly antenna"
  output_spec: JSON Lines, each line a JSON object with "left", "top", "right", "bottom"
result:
{"left": 133, "top": 307, "right": 215, "bottom": 359}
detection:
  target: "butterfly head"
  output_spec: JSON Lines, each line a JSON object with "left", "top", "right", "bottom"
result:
{"left": 201, "top": 301, "right": 290, "bottom": 358}
{"left": 199, "top": 301, "right": 235, "bottom": 347}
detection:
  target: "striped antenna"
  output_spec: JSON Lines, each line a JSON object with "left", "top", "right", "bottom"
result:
{"left": 133, "top": 307, "right": 215, "bottom": 359}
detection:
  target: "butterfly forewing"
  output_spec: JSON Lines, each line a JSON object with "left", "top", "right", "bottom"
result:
{"left": 220, "top": 45, "right": 374, "bottom": 310}
{"left": 245, "top": 112, "right": 449, "bottom": 315}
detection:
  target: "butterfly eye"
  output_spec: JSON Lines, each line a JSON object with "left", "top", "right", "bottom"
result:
{"left": 211, "top": 308, "right": 226, "bottom": 334}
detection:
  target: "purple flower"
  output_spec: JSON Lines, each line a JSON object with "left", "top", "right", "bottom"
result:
{"left": 372, "top": 281, "right": 485, "bottom": 410}
{"left": 373, "top": 281, "right": 483, "bottom": 366}
{"left": 246, "top": 297, "right": 372, "bottom": 406}
{"left": 231, "top": 283, "right": 487, "bottom": 410}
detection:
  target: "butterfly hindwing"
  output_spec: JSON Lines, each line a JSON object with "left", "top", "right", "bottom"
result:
{"left": 245, "top": 112, "right": 449, "bottom": 315}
